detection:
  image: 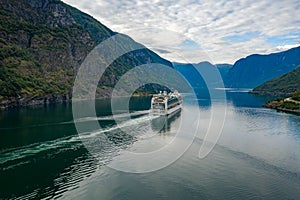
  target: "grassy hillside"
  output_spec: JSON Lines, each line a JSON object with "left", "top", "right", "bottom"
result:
{"left": 252, "top": 67, "right": 300, "bottom": 114}
{"left": 292, "top": 90, "right": 300, "bottom": 101}
{"left": 0, "top": 0, "right": 172, "bottom": 109}
{"left": 252, "top": 66, "right": 300, "bottom": 97}
{"left": 263, "top": 90, "right": 300, "bottom": 114}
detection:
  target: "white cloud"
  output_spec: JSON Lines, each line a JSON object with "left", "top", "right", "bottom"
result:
{"left": 62, "top": 0, "right": 300, "bottom": 64}
{"left": 276, "top": 44, "right": 300, "bottom": 51}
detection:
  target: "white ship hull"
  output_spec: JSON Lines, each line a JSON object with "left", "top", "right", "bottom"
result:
{"left": 151, "top": 90, "right": 183, "bottom": 116}
{"left": 151, "top": 103, "right": 182, "bottom": 116}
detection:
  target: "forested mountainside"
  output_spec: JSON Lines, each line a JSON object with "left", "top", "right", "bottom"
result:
{"left": 252, "top": 66, "right": 300, "bottom": 97}
{"left": 0, "top": 0, "right": 172, "bottom": 109}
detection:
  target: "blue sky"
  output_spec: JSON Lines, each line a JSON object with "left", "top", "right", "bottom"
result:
{"left": 63, "top": 0, "right": 300, "bottom": 64}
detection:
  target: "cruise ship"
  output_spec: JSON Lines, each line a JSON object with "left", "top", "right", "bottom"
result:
{"left": 151, "top": 90, "right": 183, "bottom": 115}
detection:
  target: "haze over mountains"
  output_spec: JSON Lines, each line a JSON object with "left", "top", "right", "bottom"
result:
{"left": 0, "top": 0, "right": 299, "bottom": 109}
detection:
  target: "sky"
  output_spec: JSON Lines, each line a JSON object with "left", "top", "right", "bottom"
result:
{"left": 63, "top": 0, "right": 300, "bottom": 64}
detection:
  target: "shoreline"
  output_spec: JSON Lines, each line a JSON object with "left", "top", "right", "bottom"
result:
{"left": 263, "top": 99, "right": 300, "bottom": 115}
{"left": 263, "top": 104, "right": 300, "bottom": 115}
{"left": 0, "top": 93, "right": 154, "bottom": 111}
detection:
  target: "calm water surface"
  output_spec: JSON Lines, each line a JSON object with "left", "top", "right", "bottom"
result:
{"left": 0, "top": 93, "right": 300, "bottom": 199}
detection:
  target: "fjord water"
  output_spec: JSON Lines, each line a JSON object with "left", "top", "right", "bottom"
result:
{"left": 1, "top": 93, "right": 300, "bottom": 199}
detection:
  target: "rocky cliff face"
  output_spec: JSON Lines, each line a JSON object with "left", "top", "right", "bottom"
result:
{"left": 0, "top": 0, "right": 172, "bottom": 109}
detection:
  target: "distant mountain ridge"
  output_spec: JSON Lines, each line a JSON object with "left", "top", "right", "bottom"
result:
{"left": 173, "top": 46, "right": 300, "bottom": 96}
{"left": 227, "top": 46, "right": 300, "bottom": 88}
{"left": 173, "top": 62, "right": 232, "bottom": 98}
{"left": 0, "top": 0, "right": 172, "bottom": 109}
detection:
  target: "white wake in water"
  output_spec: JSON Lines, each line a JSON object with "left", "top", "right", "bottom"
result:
{"left": 0, "top": 110, "right": 157, "bottom": 168}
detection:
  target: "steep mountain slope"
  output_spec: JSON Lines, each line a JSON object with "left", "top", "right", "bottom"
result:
{"left": 252, "top": 66, "right": 300, "bottom": 96}
{"left": 227, "top": 46, "right": 300, "bottom": 88}
{"left": 0, "top": 0, "right": 172, "bottom": 109}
